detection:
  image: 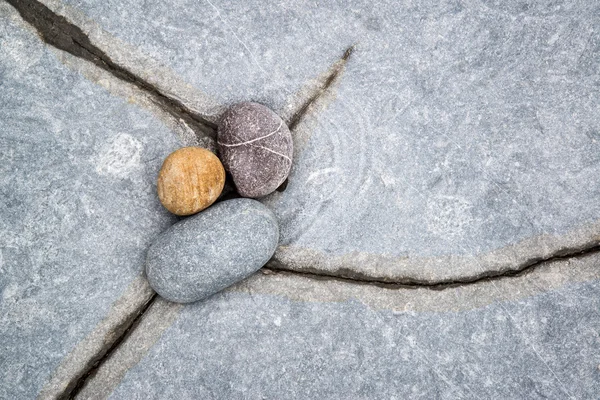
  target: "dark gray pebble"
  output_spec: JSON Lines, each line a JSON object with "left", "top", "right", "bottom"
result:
{"left": 146, "top": 198, "right": 279, "bottom": 303}
{"left": 218, "top": 102, "right": 293, "bottom": 198}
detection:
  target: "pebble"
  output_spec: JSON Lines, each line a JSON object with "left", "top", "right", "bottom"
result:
{"left": 146, "top": 198, "right": 279, "bottom": 303}
{"left": 218, "top": 102, "right": 293, "bottom": 198}
{"left": 157, "top": 147, "right": 225, "bottom": 216}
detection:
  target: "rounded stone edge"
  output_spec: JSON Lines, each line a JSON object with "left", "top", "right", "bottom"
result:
{"left": 157, "top": 146, "right": 225, "bottom": 216}
{"left": 146, "top": 199, "right": 280, "bottom": 304}
{"left": 217, "top": 102, "right": 293, "bottom": 198}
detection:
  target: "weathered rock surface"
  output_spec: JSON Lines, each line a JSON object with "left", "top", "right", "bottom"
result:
{"left": 218, "top": 102, "right": 293, "bottom": 198}
{"left": 100, "top": 252, "right": 600, "bottom": 399}
{"left": 0, "top": 5, "right": 181, "bottom": 399}
{"left": 157, "top": 147, "right": 225, "bottom": 216}
{"left": 55, "top": 0, "right": 600, "bottom": 282}
{"left": 3, "top": 0, "right": 600, "bottom": 398}
{"left": 146, "top": 199, "right": 279, "bottom": 303}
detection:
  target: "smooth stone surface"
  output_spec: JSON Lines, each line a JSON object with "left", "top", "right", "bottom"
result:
{"left": 0, "top": 5, "right": 181, "bottom": 399}
{"left": 157, "top": 147, "right": 225, "bottom": 216}
{"left": 56, "top": 0, "right": 600, "bottom": 281}
{"left": 107, "top": 252, "right": 600, "bottom": 399}
{"left": 218, "top": 102, "right": 293, "bottom": 198}
{"left": 146, "top": 199, "right": 279, "bottom": 303}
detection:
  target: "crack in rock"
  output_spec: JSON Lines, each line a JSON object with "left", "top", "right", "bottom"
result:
{"left": 287, "top": 45, "right": 355, "bottom": 132}
{"left": 276, "top": 44, "right": 355, "bottom": 192}
{"left": 56, "top": 293, "right": 158, "bottom": 400}
{"left": 265, "top": 243, "right": 600, "bottom": 290}
{"left": 6, "top": 0, "right": 217, "bottom": 140}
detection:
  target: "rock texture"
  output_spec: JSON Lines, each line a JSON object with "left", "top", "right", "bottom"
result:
{"left": 157, "top": 147, "right": 225, "bottom": 216}
{"left": 56, "top": 0, "right": 600, "bottom": 282}
{"left": 0, "top": 5, "right": 181, "bottom": 399}
{"left": 106, "top": 252, "right": 600, "bottom": 399}
{"left": 3, "top": 0, "right": 600, "bottom": 398}
{"left": 218, "top": 102, "right": 293, "bottom": 197}
{"left": 146, "top": 199, "right": 279, "bottom": 303}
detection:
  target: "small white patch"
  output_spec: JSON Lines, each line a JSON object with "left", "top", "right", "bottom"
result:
{"left": 379, "top": 173, "right": 396, "bottom": 188}
{"left": 305, "top": 168, "right": 340, "bottom": 185}
{"left": 95, "top": 133, "right": 143, "bottom": 178}
{"left": 2, "top": 283, "right": 18, "bottom": 301}
{"left": 79, "top": 193, "right": 94, "bottom": 217}
{"left": 425, "top": 196, "right": 474, "bottom": 238}
{"left": 273, "top": 317, "right": 282, "bottom": 327}
{"left": 547, "top": 32, "right": 560, "bottom": 46}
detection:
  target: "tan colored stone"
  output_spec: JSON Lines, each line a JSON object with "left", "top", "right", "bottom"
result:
{"left": 157, "top": 147, "right": 225, "bottom": 216}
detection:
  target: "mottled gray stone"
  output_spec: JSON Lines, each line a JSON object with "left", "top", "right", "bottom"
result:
{"left": 106, "top": 252, "right": 600, "bottom": 399}
{"left": 0, "top": 5, "right": 180, "bottom": 398}
{"left": 146, "top": 199, "right": 279, "bottom": 303}
{"left": 218, "top": 102, "right": 293, "bottom": 198}
{"left": 3, "top": 0, "right": 600, "bottom": 398}
{"left": 54, "top": 0, "right": 600, "bottom": 282}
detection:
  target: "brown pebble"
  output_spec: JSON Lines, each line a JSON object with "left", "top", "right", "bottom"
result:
{"left": 157, "top": 147, "right": 225, "bottom": 216}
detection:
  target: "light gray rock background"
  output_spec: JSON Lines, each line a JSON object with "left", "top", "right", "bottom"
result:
{"left": 52, "top": 0, "right": 600, "bottom": 281}
{"left": 0, "top": 4, "right": 181, "bottom": 398}
{"left": 85, "top": 252, "right": 600, "bottom": 400}
{"left": 1, "top": 0, "right": 599, "bottom": 398}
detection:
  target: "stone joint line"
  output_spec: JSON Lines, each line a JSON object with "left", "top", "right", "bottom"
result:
{"left": 266, "top": 243, "right": 600, "bottom": 290}
{"left": 6, "top": 0, "right": 218, "bottom": 138}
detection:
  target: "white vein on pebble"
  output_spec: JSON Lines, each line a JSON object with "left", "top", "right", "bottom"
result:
{"left": 250, "top": 143, "right": 292, "bottom": 162}
{"left": 218, "top": 121, "right": 283, "bottom": 147}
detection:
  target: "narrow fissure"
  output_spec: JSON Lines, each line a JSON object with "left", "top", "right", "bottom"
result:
{"left": 265, "top": 243, "right": 600, "bottom": 290}
{"left": 287, "top": 45, "right": 355, "bottom": 131}
{"left": 6, "top": 0, "right": 217, "bottom": 139}
{"left": 57, "top": 293, "right": 158, "bottom": 400}
{"left": 55, "top": 244, "right": 600, "bottom": 397}
{"left": 276, "top": 44, "right": 355, "bottom": 192}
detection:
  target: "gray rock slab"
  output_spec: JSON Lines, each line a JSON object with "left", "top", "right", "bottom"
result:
{"left": 93, "top": 252, "right": 600, "bottom": 399}
{"left": 52, "top": 0, "right": 600, "bottom": 281}
{"left": 0, "top": 5, "right": 181, "bottom": 398}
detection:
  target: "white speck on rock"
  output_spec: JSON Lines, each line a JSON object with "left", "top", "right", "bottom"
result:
{"left": 95, "top": 133, "right": 143, "bottom": 178}
{"left": 305, "top": 168, "right": 340, "bottom": 185}
{"left": 425, "top": 196, "right": 474, "bottom": 238}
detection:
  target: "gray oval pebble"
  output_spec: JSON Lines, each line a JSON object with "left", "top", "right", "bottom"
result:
{"left": 218, "top": 102, "right": 293, "bottom": 198}
{"left": 146, "top": 198, "right": 279, "bottom": 303}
